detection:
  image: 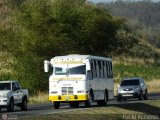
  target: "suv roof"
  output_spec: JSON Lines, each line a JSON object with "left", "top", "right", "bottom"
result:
{"left": 122, "top": 77, "right": 141, "bottom": 81}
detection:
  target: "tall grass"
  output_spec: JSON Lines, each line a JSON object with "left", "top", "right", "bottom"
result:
{"left": 113, "top": 64, "right": 160, "bottom": 83}
{"left": 29, "top": 91, "right": 49, "bottom": 104}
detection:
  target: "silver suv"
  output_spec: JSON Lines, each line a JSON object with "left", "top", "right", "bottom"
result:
{"left": 117, "top": 77, "right": 148, "bottom": 101}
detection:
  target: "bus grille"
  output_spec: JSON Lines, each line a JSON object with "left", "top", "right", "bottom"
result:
{"left": 61, "top": 87, "right": 73, "bottom": 95}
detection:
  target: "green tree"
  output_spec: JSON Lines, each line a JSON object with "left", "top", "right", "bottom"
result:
{"left": 3, "top": 0, "right": 124, "bottom": 93}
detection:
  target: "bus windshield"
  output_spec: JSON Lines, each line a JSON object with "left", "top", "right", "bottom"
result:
{"left": 54, "top": 65, "right": 86, "bottom": 75}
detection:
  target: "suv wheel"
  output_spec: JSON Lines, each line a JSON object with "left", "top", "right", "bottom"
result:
{"left": 138, "top": 91, "right": 143, "bottom": 100}
{"left": 117, "top": 95, "right": 122, "bottom": 102}
{"left": 144, "top": 90, "right": 148, "bottom": 100}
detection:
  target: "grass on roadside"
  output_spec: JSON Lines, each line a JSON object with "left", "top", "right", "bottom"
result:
{"left": 113, "top": 64, "right": 160, "bottom": 82}
{"left": 29, "top": 92, "right": 48, "bottom": 104}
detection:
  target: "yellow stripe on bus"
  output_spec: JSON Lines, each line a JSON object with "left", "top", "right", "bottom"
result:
{"left": 49, "top": 94, "right": 88, "bottom": 102}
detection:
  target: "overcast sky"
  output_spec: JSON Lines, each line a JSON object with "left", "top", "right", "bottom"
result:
{"left": 89, "top": 0, "right": 160, "bottom": 3}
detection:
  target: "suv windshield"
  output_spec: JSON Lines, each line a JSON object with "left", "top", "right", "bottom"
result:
{"left": 0, "top": 83, "right": 11, "bottom": 90}
{"left": 121, "top": 79, "right": 140, "bottom": 86}
{"left": 54, "top": 65, "right": 86, "bottom": 75}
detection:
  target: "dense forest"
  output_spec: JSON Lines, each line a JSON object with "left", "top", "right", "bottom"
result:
{"left": 0, "top": 0, "right": 160, "bottom": 93}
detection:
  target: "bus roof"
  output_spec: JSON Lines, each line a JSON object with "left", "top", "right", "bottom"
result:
{"left": 51, "top": 54, "right": 112, "bottom": 61}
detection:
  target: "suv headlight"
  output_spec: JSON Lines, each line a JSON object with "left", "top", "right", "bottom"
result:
{"left": 118, "top": 88, "right": 122, "bottom": 92}
{"left": 134, "top": 87, "right": 139, "bottom": 92}
{"left": 2, "top": 94, "right": 8, "bottom": 98}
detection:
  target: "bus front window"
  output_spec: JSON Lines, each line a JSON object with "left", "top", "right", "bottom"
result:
{"left": 69, "top": 65, "right": 86, "bottom": 75}
{"left": 54, "top": 65, "right": 86, "bottom": 75}
{"left": 55, "top": 67, "right": 67, "bottom": 75}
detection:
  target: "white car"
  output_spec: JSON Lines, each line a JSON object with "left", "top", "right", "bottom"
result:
{"left": 0, "top": 80, "right": 28, "bottom": 112}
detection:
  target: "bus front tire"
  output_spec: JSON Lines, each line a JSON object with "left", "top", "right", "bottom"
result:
{"left": 85, "top": 93, "right": 93, "bottom": 107}
{"left": 53, "top": 102, "right": 60, "bottom": 109}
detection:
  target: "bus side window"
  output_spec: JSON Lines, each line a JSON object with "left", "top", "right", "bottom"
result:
{"left": 110, "top": 62, "right": 113, "bottom": 78}
{"left": 106, "top": 62, "right": 109, "bottom": 78}
{"left": 104, "top": 62, "right": 107, "bottom": 78}
{"left": 90, "top": 60, "right": 94, "bottom": 80}
{"left": 101, "top": 61, "right": 104, "bottom": 78}
{"left": 108, "top": 62, "right": 111, "bottom": 78}
{"left": 98, "top": 61, "right": 101, "bottom": 78}
{"left": 96, "top": 60, "right": 99, "bottom": 78}
{"left": 93, "top": 60, "right": 97, "bottom": 78}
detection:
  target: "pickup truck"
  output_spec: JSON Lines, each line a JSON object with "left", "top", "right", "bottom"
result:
{"left": 0, "top": 80, "right": 28, "bottom": 112}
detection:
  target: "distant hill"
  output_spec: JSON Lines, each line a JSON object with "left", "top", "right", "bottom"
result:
{"left": 97, "top": 0, "right": 160, "bottom": 48}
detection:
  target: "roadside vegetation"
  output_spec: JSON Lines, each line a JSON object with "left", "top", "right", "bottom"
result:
{"left": 0, "top": 0, "right": 160, "bottom": 95}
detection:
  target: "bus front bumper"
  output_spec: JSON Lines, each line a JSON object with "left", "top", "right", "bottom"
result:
{"left": 49, "top": 94, "right": 88, "bottom": 102}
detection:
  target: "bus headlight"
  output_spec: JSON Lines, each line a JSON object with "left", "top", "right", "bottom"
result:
{"left": 77, "top": 90, "right": 84, "bottom": 93}
{"left": 51, "top": 91, "right": 58, "bottom": 94}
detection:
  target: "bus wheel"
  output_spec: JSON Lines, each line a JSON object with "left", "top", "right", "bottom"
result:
{"left": 103, "top": 91, "right": 108, "bottom": 106}
{"left": 97, "top": 100, "right": 103, "bottom": 106}
{"left": 53, "top": 102, "right": 60, "bottom": 109}
{"left": 75, "top": 102, "right": 79, "bottom": 108}
{"left": 69, "top": 102, "right": 75, "bottom": 108}
{"left": 85, "top": 93, "right": 92, "bottom": 107}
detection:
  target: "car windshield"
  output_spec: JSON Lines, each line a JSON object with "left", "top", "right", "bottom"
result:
{"left": 0, "top": 83, "right": 11, "bottom": 90}
{"left": 54, "top": 65, "right": 86, "bottom": 75}
{"left": 121, "top": 80, "right": 140, "bottom": 86}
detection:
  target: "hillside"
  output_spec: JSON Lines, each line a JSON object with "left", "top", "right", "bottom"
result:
{"left": 0, "top": 0, "right": 160, "bottom": 94}
{"left": 97, "top": 0, "right": 160, "bottom": 48}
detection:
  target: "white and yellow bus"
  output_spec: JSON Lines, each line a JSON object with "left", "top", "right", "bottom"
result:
{"left": 44, "top": 54, "right": 114, "bottom": 109}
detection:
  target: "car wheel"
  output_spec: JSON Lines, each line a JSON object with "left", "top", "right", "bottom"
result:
{"left": 7, "top": 98, "right": 14, "bottom": 112}
{"left": 144, "top": 90, "right": 148, "bottom": 100}
{"left": 117, "top": 95, "right": 122, "bottom": 102}
{"left": 138, "top": 91, "right": 143, "bottom": 100}
{"left": 21, "top": 97, "right": 28, "bottom": 111}
{"left": 53, "top": 102, "right": 60, "bottom": 109}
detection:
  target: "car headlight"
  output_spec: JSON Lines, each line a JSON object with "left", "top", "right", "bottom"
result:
{"left": 134, "top": 87, "right": 139, "bottom": 91}
{"left": 118, "top": 88, "right": 122, "bottom": 91}
{"left": 2, "top": 94, "right": 8, "bottom": 98}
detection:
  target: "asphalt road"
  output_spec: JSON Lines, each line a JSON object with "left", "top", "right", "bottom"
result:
{"left": 0, "top": 93, "right": 160, "bottom": 119}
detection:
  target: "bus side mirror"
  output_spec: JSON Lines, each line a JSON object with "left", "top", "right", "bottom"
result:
{"left": 44, "top": 60, "right": 49, "bottom": 72}
{"left": 86, "top": 61, "right": 91, "bottom": 71}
